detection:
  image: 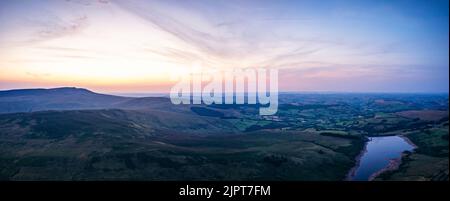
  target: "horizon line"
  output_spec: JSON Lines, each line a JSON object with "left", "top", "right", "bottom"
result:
{"left": 0, "top": 86, "right": 449, "bottom": 96}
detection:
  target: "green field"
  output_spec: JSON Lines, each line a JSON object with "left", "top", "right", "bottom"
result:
{"left": 0, "top": 91, "right": 448, "bottom": 180}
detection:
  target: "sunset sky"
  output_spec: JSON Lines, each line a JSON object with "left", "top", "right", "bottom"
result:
{"left": 0, "top": 0, "right": 448, "bottom": 93}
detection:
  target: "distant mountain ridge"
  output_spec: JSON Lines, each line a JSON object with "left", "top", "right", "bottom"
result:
{"left": 0, "top": 87, "right": 173, "bottom": 114}
{"left": 0, "top": 87, "right": 93, "bottom": 97}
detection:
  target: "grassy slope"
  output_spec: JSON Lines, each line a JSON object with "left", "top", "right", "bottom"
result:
{"left": 375, "top": 121, "right": 449, "bottom": 181}
{"left": 0, "top": 93, "right": 447, "bottom": 181}
{"left": 0, "top": 110, "right": 363, "bottom": 180}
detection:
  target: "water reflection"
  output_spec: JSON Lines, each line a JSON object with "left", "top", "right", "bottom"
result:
{"left": 350, "top": 136, "right": 415, "bottom": 181}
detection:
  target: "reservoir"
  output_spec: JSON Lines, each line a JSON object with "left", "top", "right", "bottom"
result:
{"left": 349, "top": 136, "right": 415, "bottom": 181}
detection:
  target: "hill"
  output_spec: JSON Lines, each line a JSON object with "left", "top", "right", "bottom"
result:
{"left": 0, "top": 87, "right": 133, "bottom": 113}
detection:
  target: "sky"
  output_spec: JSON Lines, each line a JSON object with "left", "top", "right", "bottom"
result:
{"left": 0, "top": 0, "right": 448, "bottom": 93}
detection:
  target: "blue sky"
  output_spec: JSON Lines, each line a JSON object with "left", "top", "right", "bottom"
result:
{"left": 0, "top": 0, "right": 448, "bottom": 93}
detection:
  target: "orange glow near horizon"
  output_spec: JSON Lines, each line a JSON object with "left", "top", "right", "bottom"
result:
{"left": 0, "top": 0, "right": 448, "bottom": 93}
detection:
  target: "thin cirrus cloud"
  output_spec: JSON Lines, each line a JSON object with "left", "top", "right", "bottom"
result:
{"left": 0, "top": 0, "right": 448, "bottom": 93}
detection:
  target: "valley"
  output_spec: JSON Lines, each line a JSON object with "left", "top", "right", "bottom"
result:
{"left": 0, "top": 88, "right": 448, "bottom": 180}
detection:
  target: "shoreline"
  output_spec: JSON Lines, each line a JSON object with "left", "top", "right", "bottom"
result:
{"left": 367, "top": 135, "right": 418, "bottom": 181}
{"left": 399, "top": 135, "right": 418, "bottom": 149}
{"left": 368, "top": 154, "right": 405, "bottom": 181}
{"left": 345, "top": 137, "right": 369, "bottom": 181}
{"left": 346, "top": 135, "right": 418, "bottom": 181}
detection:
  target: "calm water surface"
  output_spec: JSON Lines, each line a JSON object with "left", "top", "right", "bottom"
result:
{"left": 351, "top": 136, "right": 415, "bottom": 181}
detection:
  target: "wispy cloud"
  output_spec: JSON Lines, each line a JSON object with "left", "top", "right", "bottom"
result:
{"left": 24, "top": 14, "right": 88, "bottom": 44}
{"left": 0, "top": 0, "right": 447, "bottom": 92}
{"left": 26, "top": 72, "right": 52, "bottom": 79}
